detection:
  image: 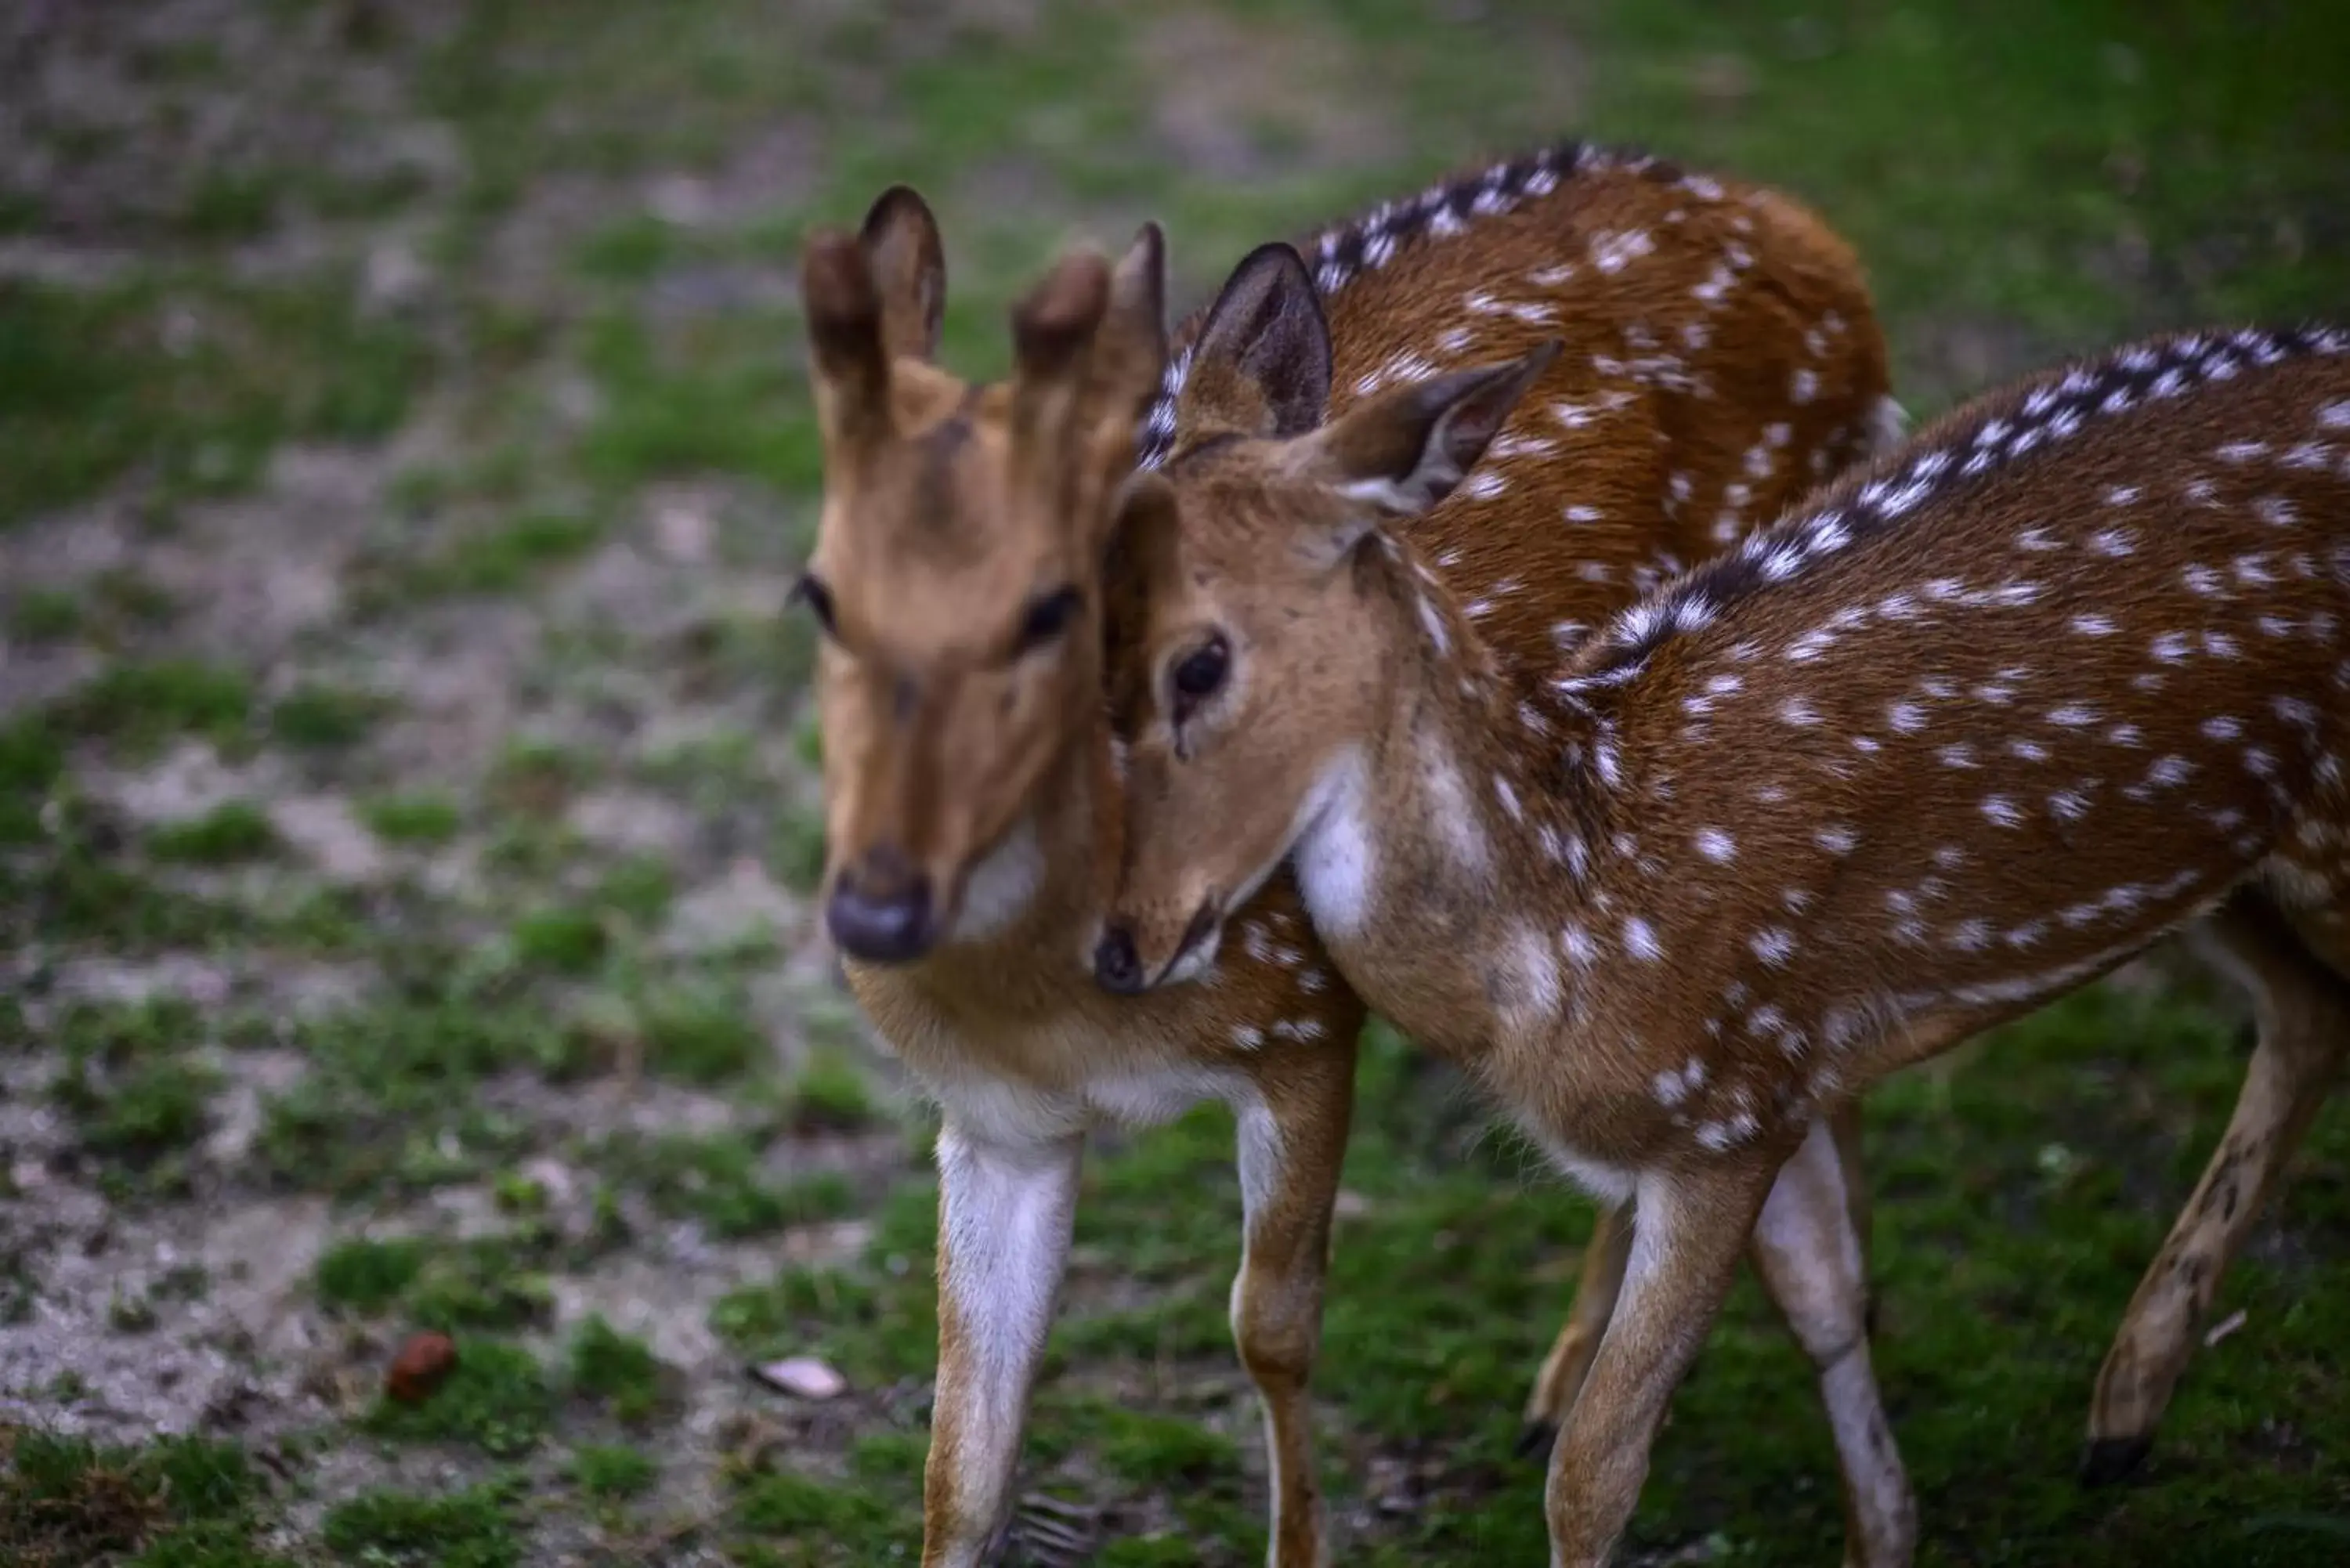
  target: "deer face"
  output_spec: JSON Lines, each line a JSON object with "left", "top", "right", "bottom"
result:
{"left": 1090, "top": 242, "right": 1556, "bottom": 993}
{"left": 799, "top": 189, "right": 1166, "bottom": 963}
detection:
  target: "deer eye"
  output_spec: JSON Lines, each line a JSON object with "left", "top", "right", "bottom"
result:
{"left": 789, "top": 573, "right": 838, "bottom": 638}
{"left": 1170, "top": 634, "right": 1229, "bottom": 724}
{"left": 1016, "top": 585, "right": 1082, "bottom": 656}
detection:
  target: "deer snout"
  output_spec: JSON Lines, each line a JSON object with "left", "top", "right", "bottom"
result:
{"left": 826, "top": 845, "right": 936, "bottom": 964}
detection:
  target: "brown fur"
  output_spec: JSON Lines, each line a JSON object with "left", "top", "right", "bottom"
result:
{"left": 797, "top": 147, "right": 1893, "bottom": 1566}
{"left": 1099, "top": 322, "right": 2350, "bottom": 1562}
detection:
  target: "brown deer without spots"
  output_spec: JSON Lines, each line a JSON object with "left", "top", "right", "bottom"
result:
{"left": 796, "top": 142, "right": 1894, "bottom": 1566}
{"left": 1095, "top": 320, "right": 2350, "bottom": 1564}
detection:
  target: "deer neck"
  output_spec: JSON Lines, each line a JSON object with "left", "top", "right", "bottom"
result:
{"left": 1288, "top": 534, "right": 1617, "bottom": 1063}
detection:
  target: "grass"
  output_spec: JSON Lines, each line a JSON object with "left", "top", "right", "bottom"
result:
{"left": 0, "top": 0, "right": 2344, "bottom": 1563}
{"left": 146, "top": 800, "right": 278, "bottom": 864}
{"left": 365, "top": 1341, "right": 553, "bottom": 1458}
{"left": 360, "top": 791, "right": 464, "bottom": 844}
{"left": 315, "top": 1237, "right": 428, "bottom": 1313}
{"left": 565, "top": 1314, "right": 671, "bottom": 1423}
{"left": 48, "top": 660, "right": 252, "bottom": 753}
{"left": 0, "top": 1429, "right": 272, "bottom": 1568}
{"left": 320, "top": 1482, "right": 522, "bottom": 1568}
{"left": 569, "top": 1443, "right": 658, "bottom": 1498}
{"left": 269, "top": 682, "right": 388, "bottom": 749}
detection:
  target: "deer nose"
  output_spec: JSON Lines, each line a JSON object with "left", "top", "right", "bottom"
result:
{"left": 827, "top": 851, "right": 935, "bottom": 964}
{"left": 1094, "top": 924, "right": 1145, "bottom": 995}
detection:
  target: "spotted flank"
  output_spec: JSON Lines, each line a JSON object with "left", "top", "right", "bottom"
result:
{"left": 1560, "top": 324, "right": 2350, "bottom": 703}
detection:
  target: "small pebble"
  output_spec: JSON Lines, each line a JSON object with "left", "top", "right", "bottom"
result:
{"left": 754, "top": 1355, "right": 847, "bottom": 1400}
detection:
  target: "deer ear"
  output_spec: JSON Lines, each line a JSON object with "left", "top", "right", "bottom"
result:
{"left": 801, "top": 227, "right": 890, "bottom": 448}
{"left": 1101, "top": 471, "right": 1184, "bottom": 703}
{"left": 857, "top": 185, "right": 947, "bottom": 363}
{"left": 1010, "top": 246, "right": 1113, "bottom": 385}
{"left": 1175, "top": 242, "right": 1331, "bottom": 444}
{"left": 1307, "top": 339, "right": 1561, "bottom": 518}
{"left": 1097, "top": 221, "right": 1169, "bottom": 400}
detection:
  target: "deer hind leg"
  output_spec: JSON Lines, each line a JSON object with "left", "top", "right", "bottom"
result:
{"left": 1516, "top": 1201, "right": 1634, "bottom": 1459}
{"left": 1546, "top": 1154, "right": 1780, "bottom": 1568}
{"left": 1750, "top": 1113, "right": 1915, "bottom": 1568}
{"left": 1518, "top": 1097, "right": 1872, "bottom": 1460}
{"left": 1230, "top": 1045, "right": 1357, "bottom": 1568}
{"left": 2084, "top": 891, "right": 2350, "bottom": 1484}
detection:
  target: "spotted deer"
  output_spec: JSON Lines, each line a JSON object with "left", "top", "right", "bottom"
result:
{"left": 795, "top": 140, "right": 1894, "bottom": 1566}
{"left": 1093, "top": 316, "right": 2350, "bottom": 1563}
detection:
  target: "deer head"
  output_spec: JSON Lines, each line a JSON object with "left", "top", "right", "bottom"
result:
{"left": 797, "top": 187, "right": 1168, "bottom": 963}
{"left": 1092, "top": 241, "right": 1556, "bottom": 992}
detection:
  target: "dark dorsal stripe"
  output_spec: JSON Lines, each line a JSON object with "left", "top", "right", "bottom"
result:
{"left": 1137, "top": 139, "right": 1643, "bottom": 471}
{"left": 1554, "top": 323, "right": 2350, "bottom": 706}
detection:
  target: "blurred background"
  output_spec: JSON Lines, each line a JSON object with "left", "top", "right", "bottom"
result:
{"left": 2, "top": 2, "right": 2345, "bottom": 1564}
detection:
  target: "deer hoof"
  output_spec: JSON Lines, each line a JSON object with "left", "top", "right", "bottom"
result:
{"left": 2080, "top": 1435, "right": 2152, "bottom": 1488}
{"left": 1513, "top": 1418, "right": 1560, "bottom": 1463}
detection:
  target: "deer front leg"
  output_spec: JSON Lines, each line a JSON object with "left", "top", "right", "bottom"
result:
{"left": 1545, "top": 1156, "right": 1777, "bottom": 1568}
{"left": 1750, "top": 1115, "right": 1915, "bottom": 1568}
{"left": 1231, "top": 1046, "right": 1357, "bottom": 1568}
{"left": 2085, "top": 898, "right": 2349, "bottom": 1483}
{"left": 923, "top": 1122, "right": 1084, "bottom": 1568}
{"left": 1517, "top": 1203, "right": 1633, "bottom": 1458}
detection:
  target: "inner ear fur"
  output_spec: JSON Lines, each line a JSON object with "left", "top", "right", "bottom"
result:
{"left": 857, "top": 184, "right": 948, "bottom": 364}
{"left": 1175, "top": 241, "right": 1332, "bottom": 446}
{"left": 801, "top": 229, "right": 890, "bottom": 446}
{"left": 1313, "top": 338, "right": 1563, "bottom": 516}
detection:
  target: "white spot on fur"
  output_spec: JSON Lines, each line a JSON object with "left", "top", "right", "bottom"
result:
{"left": 1623, "top": 916, "right": 1665, "bottom": 963}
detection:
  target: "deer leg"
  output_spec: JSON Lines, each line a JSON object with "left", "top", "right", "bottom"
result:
{"left": 2084, "top": 894, "right": 2349, "bottom": 1484}
{"left": 1222, "top": 1053, "right": 1354, "bottom": 1568}
{"left": 1750, "top": 1115, "right": 1915, "bottom": 1568}
{"left": 1519, "top": 1096, "right": 1875, "bottom": 1462}
{"left": 1230, "top": 1047, "right": 1357, "bottom": 1568}
{"left": 1517, "top": 1203, "right": 1633, "bottom": 1459}
{"left": 1824, "top": 1099, "right": 1877, "bottom": 1335}
{"left": 1545, "top": 1154, "right": 1780, "bottom": 1568}
{"left": 922, "top": 1122, "right": 1083, "bottom": 1568}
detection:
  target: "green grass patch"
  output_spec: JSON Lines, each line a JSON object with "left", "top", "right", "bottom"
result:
{"left": 47, "top": 999, "right": 217, "bottom": 1182}
{"left": 638, "top": 985, "right": 761, "bottom": 1083}
{"left": 0, "top": 276, "right": 431, "bottom": 526}
{"left": 49, "top": 659, "right": 251, "bottom": 752}
{"left": 486, "top": 737, "right": 594, "bottom": 815}
{"left": 569, "top": 1442, "right": 658, "bottom": 1499}
{"left": 769, "top": 805, "right": 827, "bottom": 894}
{"left": 594, "top": 854, "right": 676, "bottom": 927}
{"left": 0, "top": 1429, "right": 265, "bottom": 1566}
{"left": 577, "top": 211, "right": 682, "bottom": 284}
{"left": 407, "top": 1239, "right": 558, "bottom": 1334}
{"left": 320, "top": 1481, "right": 521, "bottom": 1568}
{"left": 566, "top": 1314, "right": 671, "bottom": 1423}
{"left": 269, "top": 682, "right": 388, "bottom": 749}
{"left": 8, "top": 587, "right": 84, "bottom": 642}
{"left": 612, "top": 1129, "right": 855, "bottom": 1239}
{"left": 365, "top": 1340, "right": 551, "bottom": 1458}
{"left": 314, "top": 1237, "right": 428, "bottom": 1313}
{"left": 360, "top": 791, "right": 464, "bottom": 844}
{"left": 255, "top": 994, "right": 584, "bottom": 1196}
{"left": 510, "top": 905, "right": 609, "bottom": 975}
{"left": 786, "top": 1050, "right": 874, "bottom": 1133}
{"left": 146, "top": 800, "right": 277, "bottom": 864}
{"left": 406, "top": 513, "right": 606, "bottom": 598}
